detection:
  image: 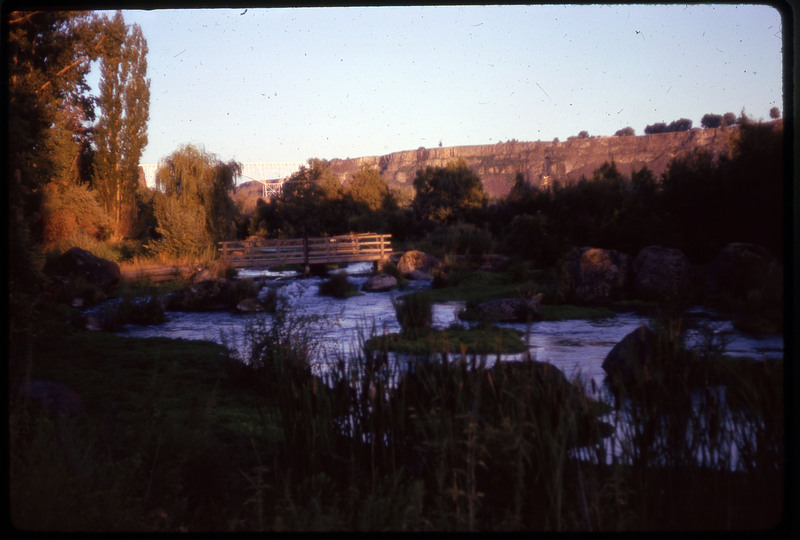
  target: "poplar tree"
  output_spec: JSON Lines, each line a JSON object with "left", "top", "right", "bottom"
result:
{"left": 92, "top": 10, "right": 150, "bottom": 239}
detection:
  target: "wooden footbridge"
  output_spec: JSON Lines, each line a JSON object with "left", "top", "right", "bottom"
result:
{"left": 219, "top": 233, "right": 393, "bottom": 270}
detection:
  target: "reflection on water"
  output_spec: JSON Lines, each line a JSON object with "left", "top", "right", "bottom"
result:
{"left": 116, "top": 263, "right": 783, "bottom": 391}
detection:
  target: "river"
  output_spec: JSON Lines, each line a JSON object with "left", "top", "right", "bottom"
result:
{"left": 114, "top": 262, "right": 784, "bottom": 392}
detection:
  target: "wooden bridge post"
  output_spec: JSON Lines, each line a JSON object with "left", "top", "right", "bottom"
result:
{"left": 302, "top": 234, "right": 310, "bottom": 276}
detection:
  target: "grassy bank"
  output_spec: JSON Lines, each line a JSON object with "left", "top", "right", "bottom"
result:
{"left": 365, "top": 324, "right": 527, "bottom": 355}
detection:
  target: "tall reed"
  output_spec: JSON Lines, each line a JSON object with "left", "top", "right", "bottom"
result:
{"left": 232, "top": 304, "right": 783, "bottom": 530}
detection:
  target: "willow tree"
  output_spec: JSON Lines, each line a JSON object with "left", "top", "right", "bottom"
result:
{"left": 92, "top": 10, "right": 150, "bottom": 239}
{"left": 152, "top": 145, "right": 241, "bottom": 256}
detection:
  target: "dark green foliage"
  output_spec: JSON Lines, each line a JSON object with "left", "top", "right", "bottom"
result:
{"left": 504, "top": 213, "right": 561, "bottom": 267}
{"left": 660, "top": 119, "right": 783, "bottom": 260}
{"left": 393, "top": 291, "right": 433, "bottom": 336}
{"left": 232, "top": 278, "right": 259, "bottom": 304}
{"left": 412, "top": 158, "right": 487, "bottom": 229}
{"left": 248, "top": 158, "right": 396, "bottom": 239}
{"left": 319, "top": 271, "right": 360, "bottom": 298}
{"left": 365, "top": 323, "right": 527, "bottom": 355}
{"left": 426, "top": 222, "right": 494, "bottom": 261}
{"left": 701, "top": 113, "right": 723, "bottom": 128}
{"left": 345, "top": 164, "right": 389, "bottom": 212}
{"left": 644, "top": 118, "right": 692, "bottom": 134}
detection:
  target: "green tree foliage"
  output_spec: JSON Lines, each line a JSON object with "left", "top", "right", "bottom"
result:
{"left": 492, "top": 162, "right": 670, "bottom": 264}
{"left": 701, "top": 113, "right": 723, "bottom": 129}
{"left": 152, "top": 145, "right": 241, "bottom": 256}
{"left": 276, "top": 158, "right": 348, "bottom": 238}
{"left": 92, "top": 11, "right": 150, "bottom": 239}
{"left": 412, "top": 158, "right": 487, "bottom": 229}
{"left": 722, "top": 112, "right": 737, "bottom": 127}
{"left": 345, "top": 164, "right": 389, "bottom": 212}
{"left": 7, "top": 10, "right": 103, "bottom": 290}
{"left": 614, "top": 126, "right": 635, "bottom": 136}
{"left": 644, "top": 118, "right": 693, "bottom": 134}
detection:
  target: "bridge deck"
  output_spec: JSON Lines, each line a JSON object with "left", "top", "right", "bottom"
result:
{"left": 219, "top": 233, "right": 392, "bottom": 269}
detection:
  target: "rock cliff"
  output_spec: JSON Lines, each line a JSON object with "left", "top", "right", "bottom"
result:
{"left": 329, "top": 127, "right": 740, "bottom": 199}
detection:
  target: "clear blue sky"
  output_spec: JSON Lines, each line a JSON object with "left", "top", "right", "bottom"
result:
{"left": 96, "top": 4, "right": 785, "bottom": 166}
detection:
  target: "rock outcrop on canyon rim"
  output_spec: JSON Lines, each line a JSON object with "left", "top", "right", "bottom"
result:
{"left": 328, "top": 126, "right": 742, "bottom": 199}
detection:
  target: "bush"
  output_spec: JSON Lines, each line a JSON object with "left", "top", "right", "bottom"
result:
{"left": 319, "top": 271, "right": 359, "bottom": 298}
{"left": 232, "top": 278, "right": 258, "bottom": 303}
{"left": 393, "top": 292, "right": 433, "bottom": 336}
{"left": 39, "top": 182, "right": 111, "bottom": 250}
{"left": 123, "top": 296, "right": 165, "bottom": 325}
{"left": 427, "top": 222, "right": 494, "bottom": 261}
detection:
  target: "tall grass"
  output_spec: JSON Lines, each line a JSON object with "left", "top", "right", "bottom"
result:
{"left": 392, "top": 291, "right": 433, "bottom": 337}
{"left": 233, "top": 305, "right": 783, "bottom": 531}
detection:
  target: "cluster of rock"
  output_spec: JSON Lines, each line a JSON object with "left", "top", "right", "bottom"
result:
{"left": 361, "top": 250, "right": 444, "bottom": 292}
{"left": 472, "top": 294, "right": 543, "bottom": 323}
{"left": 562, "top": 242, "right": 778, "bottom": 306}
{"left": 45, "top": 240, "right": 778, "bottom": 333}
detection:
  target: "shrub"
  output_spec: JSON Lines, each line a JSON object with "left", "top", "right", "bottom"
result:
{"left": 124, "top": 296, "right": 165, "bottom": 325}
{"left": 232, "top": 278, "right": 258, "bottom": 303}
{"left": 39, "top": 182, "right": 112, "bottom": 250}
{"left": 319, "top": 271, "right": 359, "bottom": 298}
{"left": 427, "top": 222, "right": 494, "bottom": 260}
{"left": 393, "top": 292, "right": 433, "bottom": 336}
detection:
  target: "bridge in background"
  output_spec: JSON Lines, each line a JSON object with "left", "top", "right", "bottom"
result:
{"left": 219, "top": 233, "right": 392, "bottom": 271}
{"left": 139, "top": 162, "right": 305, "bottom": 198}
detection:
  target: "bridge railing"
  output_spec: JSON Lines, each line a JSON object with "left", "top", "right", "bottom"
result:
{"left": 219, "top": 233, "right": 392, "bottom": 269}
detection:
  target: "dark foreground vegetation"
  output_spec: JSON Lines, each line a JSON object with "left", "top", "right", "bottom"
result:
{"left": 10, "top": 295, "right": 784, "bottom": 531}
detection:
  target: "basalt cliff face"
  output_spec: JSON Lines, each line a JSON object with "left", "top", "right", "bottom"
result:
{"left": 328, "top": 127, "right": 739, "bottom": 198}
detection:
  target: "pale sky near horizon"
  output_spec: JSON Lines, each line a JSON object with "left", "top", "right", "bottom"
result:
{"left": 92, "top": 4, "right": 785, "bottom": 167}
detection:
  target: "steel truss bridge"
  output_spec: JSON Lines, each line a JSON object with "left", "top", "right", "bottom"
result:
{"left": 139, "top": 162, "right": 305, "bottom": 198}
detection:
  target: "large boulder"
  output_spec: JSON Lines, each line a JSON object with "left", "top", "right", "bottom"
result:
{"left": 44, "top": 247, "right": 121, "bottom": 293}
{"left": 704, "top": 242, "right": 780, "bottom": 301}
{"left": 567, "top": 247, "right": 631, "bottom": 304}
{"left": 474, "top": 294, "right": 543, "bottom": 322}
{"left": 632, "top": 246, "right": 699, "bottom": 303}
{"left": 362, "top": 273, "right": 398, "bottom": 292}
{"left": 167, "top": 278, "right": 235, "bottom": 311}
{"left": 396, "top": 250, "right": 443, "bottom": 277}
{"left": 601, "top": 325, "right": 658, "bottom": 388}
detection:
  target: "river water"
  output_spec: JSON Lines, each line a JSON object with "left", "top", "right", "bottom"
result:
{"left": 115, "top": 262, "right": 784, "bottom": 392}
